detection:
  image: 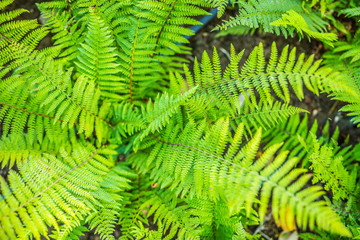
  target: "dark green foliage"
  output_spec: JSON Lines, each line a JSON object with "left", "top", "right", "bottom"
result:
{"left": 0, "top": 0, "right": 359, "bottom": 239}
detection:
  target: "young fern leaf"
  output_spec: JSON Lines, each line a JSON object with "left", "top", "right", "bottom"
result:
{"left": 75, "top": 11, "right": 123, "bottom": 101}
{"left": 137, "top": 119, "right": 351, "bottom": 236}
{"left": 271, "top": 10, "right": 337, "bottom": 46}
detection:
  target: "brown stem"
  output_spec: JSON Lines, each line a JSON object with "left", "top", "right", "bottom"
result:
{"left": 153, "top": 0, "right": 178, "bottom": 53}
{"left": 0, "top": 102, "right": 78, "bottom": 125}
{"left": 129, "top": 18, "right": 141, "bottom": 104}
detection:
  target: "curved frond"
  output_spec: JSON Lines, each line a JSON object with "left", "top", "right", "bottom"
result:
{"left": 133, "top": 119, "right": 351, "bottom": 236}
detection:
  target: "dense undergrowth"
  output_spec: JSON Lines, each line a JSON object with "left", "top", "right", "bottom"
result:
{"left": 0, "top": 0, "right": 359, "bottom": 239}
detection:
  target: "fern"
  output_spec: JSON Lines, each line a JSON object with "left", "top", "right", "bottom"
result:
{"left": 0, "top": 0, "right": 359, "bottom": 239}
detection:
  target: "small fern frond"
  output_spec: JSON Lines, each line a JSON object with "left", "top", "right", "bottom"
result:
{"left": 133, "top": 87, "right": 197, "bottom": 146}
{"left": 271, "top": 10, "right": 337, "bottom": 45}
{"left": 140, "top": 190, "right": 202, "bottom": 240}
{"left": 340, "top": 7, "right": 360, "bottom": 18}
{"left": 307, "top": 137, "right": 357, "bottom": 201}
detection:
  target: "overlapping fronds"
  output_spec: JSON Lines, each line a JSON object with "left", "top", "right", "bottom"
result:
{"left": 116, "top": 15, "right": 166, "bottom": 104}
{"left": 37, "top": 6, "right": 86, "bottom": 64}
{"left": 140, "top": 190, "right": 202, "bottom": 240}
{"left": 117, "top": 167, "right": 152, "bottom": 240}
{"left": 331, "top": 35, "right": 360, "bottom": 64}
{"left": 170, "top": 43, "right": 330, "bottom": 135}
{"left": 214, "top": 0, "right": 330, "bottom": 41}
{"left": 111, "top": 103, "right": 144, "bottom": 143}
{"left": 0, "top": 0, "right": 47, "bottom": 74}
{"left": 322, "top": 60, "right": 360, "bottom": 125}
{"left": 0, "top": 144, "right": 117, "bottom": 240}
{"left": 134, "top": 118, "right": 351, "bottom": 236}
{"left": 261, "top": 114, "right": 319, "bottom": 162}
{"left": 2, "top": 42, "right": 112, "bottom": 139}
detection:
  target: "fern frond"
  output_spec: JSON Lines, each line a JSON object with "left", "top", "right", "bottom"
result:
{"left": 172, "top": 43, "right": 331, "bottom": 110}
{"left": 214, "top": 0, "right": 330, "bottom": 41}
{"left": 75, "top": 11, "right": 123, "bottom": 100}
{"left": 0, "top": 144, "right": 117, "bottom": 240}
{"left": 133, "top": 118, "right": 351, "bottom": 236}
{"left": 0, "top": 133, "right": 70, "bottom": 168}
{"left": 340, "top": 7, "right": 360, "bottom": 18}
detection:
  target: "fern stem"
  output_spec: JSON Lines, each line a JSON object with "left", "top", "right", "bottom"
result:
{"left": 153, "top": 0, "right": 178, "bottom": 53}
{"left": 129, "top": 18, "right": 141, "bottom": 104}
{"left": 0, "top": 101, "right": 78, "bottom": 125}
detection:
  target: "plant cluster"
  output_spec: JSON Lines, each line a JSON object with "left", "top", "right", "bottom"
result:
{"left": 0, "top": 0, "right": 359, "bottom": 239}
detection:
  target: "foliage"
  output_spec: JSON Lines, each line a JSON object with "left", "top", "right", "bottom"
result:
{"left": 0, "top": 0, "right": 359, "bottom": 239}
